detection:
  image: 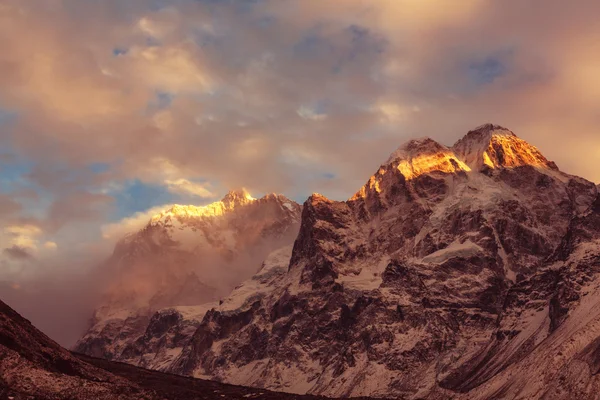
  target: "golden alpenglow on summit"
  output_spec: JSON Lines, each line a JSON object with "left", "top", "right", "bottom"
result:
{"left": 1, "top": 1, "right": 599, "bottom": 400}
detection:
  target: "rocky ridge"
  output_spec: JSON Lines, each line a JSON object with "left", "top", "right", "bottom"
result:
{"left": 164, "top": 124, "right": 600, "bottom": 399}
{"left": 74, "top": 124, "right": 600, "bottom": 399}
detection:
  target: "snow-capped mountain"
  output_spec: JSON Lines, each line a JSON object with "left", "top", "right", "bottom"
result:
{"left": 157, "top": 124, "right": 598, "bottom": 399}
{"left": 0, "top": 298, "right": 356, "bottom": 400}
{"left": 74, "top": 189, "right": 302, "bottom": 363}
{"left": 73, "top": 124, "right": 600, "bottom": 399}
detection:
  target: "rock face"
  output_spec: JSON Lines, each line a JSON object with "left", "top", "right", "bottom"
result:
{"left": 164, "top": 124, "right": 600, "bottom": 399}
{"left": 0, "top": 298, "right": 367, "bottom": 400}
{"left": 74, "top": 190, "right": 302, "bottom": 367}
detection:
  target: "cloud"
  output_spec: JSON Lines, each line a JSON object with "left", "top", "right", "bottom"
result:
{"left": 43, "top": 241, "right": 58, "bottom": 250}
{"left": 3, "top": 245, "right": 34, "bottom": 260}
{"left": 0, "top": 195, "right": 22, "bottom": 217}
{"left": 164, "top": 178, "right": 215, "bottom": 198}
{"left": 46, "top": 191, "right": 114, "bottom": 232}
{"left": 1, "top": 0, "right": 596, "bottom": 202}
{"left": 101, "top": 204, "right": 172, "bottom": 240}
{"left": 125, "top": 45, "right": 214, "bottom": 94}
{"left": 297, "top": 105, "right": 327, "bottom": 121}
{"left": 4, "top": 224, "right": 42, "bottom": 250}
{"left": 370, "top": 101, "right": 421, "bottom": 124}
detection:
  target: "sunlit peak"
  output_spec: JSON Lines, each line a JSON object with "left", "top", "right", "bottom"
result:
{"left": 149, "top": 189, "right": 256, "bottom": 224}
{"left": 221, "top": 188, "right": 255, "bottom": 204}
{"left": 351, "top": 138, "right": 471, "bottom": 200}
{"left": 386, "top": 137, "right": 471, "bottom": 180}
{"left": 453, "top": 123, "right": 556, "bottom": 171}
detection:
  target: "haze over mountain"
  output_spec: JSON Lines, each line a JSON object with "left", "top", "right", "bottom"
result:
{"left": 75, "top": 190, "right": 301, "bottom": 364}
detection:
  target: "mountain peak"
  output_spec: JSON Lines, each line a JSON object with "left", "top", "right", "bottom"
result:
{"left": 469, "top": 122, "right": 513, "bottom": 136}
{"left": 148, "top": 189, "right": 256, "bottom": 224}
{"left": 453, "top": 123, "right": 557, "bottom": 171}
{"left": 221, "top": 188, "right": 255, "bottom": 208}
{"left": 385, "top": 137, "right": 446, "bottom": 164}
{"left": 384, "top": 137, "right": 470, "bottom": 180}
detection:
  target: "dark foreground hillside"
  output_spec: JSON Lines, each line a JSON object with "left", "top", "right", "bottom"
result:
{"left": 74, "top": 353, "right": 378, "bottom": 400}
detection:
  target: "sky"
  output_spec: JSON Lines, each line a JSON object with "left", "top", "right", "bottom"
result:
{"left": 1, "top": 0, "right": 600, "bottom": 288}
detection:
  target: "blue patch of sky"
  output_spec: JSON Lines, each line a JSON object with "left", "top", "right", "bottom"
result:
{"left": 112, "top": 47, "right": 128, "bottom": 56}
{"left": 334, "top": 24, "right": 387, "bottom": 74}
{"left": 257, "top": 15, "right": 276, "bottom": 29}
{"left": 192, "top": 27, "right": 220, "bottom": 48}
{"left": 157, "top": 91, "right": 174, "bottom": 108}
{"left": 292, "top": 24, "right": 387, "bottom": 75}
{"left": 350, "top": 24, "right": 386, "bottom": 55}
{"left": 146, "top": 36, "right": 162, "bottom": 47}
{"left": 109, "top": 179, "right": 177, "bottom": 219}
{"left": 466, "top": 48, "right": 514, "bottom": 86}
{"left": 322, "top": 172, "right": 336, "bottom": 180}
{"left": 293, "top": 33, "right": 333, "bottom": 59}
{"left": 0, "top": 158, "right": 35, "bottom": 194}
{"left": 149, "top": 0, "right": 175, "bottom": 11}
{"left": 468, "top": 57, "right": 507, "bottom": 85}
{"left": 312, "top": 99, "right": 328, "bottom": 115}
{"left": 145, "top": 91, "right": 174, "bottom": 115}
{"left": 193, "top": 0, "right": 264, "bottom": 9}
{"left": 0, "top": 121, "right": 35, "bottom": 194}
{"left": 87, "top": 162, "right": 110, "bottom": 174}
{"left": 234, "top": 0, "right": 265, "bottom": 13}
{"left": 0, "top": 155, "right": 48, "bottom": 220}
{"left": 297, "top": 98, "right": 329, "bottom": 119}
{"left": 0, "top": 108, "right": 18, "bottom": 125}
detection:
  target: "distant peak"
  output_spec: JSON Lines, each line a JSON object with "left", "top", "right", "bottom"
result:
{"left": 221, "top": 188, "right": 255, "bottom": 208}
{"left": 453, "top": 124, "right": 557, "bottom": 171}
{"left": 148, "top": 189, "right": 255, "bottom": 224}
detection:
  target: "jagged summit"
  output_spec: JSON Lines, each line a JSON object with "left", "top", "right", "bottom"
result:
{"left": 350, "top": 138, "right": 469, "bottom": 201}
{"left": 453, "top": 123, "right": 557, "bottom": 171}
{"left": 221, "top": 188, "right": 255, "bottom": 208}
{"left": 149, "top": 189, "right": 258, "bottom": 224}
{"left": 385, "top": 137, "right": 447, "bottom": 164}
{"left": 384, "top": 137, "right": 470, "bottom": 180}
{"left": 468, "top": 122, "right": 513, "bottom": 135}
{"left": 351, "top": 124, "right": 560, "bottom": 202}
{"left": 384, "top": 124, "right": 558, "bottom": 179}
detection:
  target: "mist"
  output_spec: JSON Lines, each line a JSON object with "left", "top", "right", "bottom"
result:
{"left": 0, "top": 270, "right": 106, "bottom": 348}
{"left": 0, "top": 198, "right": 302, "bottom": 348}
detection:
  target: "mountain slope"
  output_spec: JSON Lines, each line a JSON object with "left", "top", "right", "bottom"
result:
{"left": 0, "top": 298, "right": 152, "bottom": 399}
{"left": 0, "top": 298, "right": 378, "bottom": 400}
{"left": 166, "top": 124, "right": 599, "bottom": 398}
{"left": 75, "top": 190, "right": 301, "bottom": 365}
{"left": 461, "top": 193, "right": 600, "bottom": 399}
